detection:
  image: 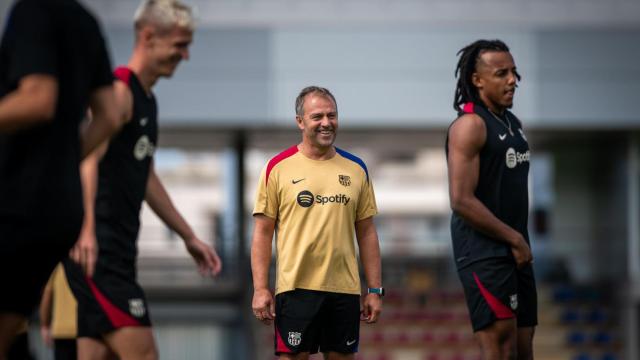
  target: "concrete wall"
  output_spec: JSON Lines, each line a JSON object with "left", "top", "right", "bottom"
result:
{"left": 2, "top": 1, "right": 638, "bottom": 127}
{"left": 103, "top": 26, "right": 640, "bottom": 128}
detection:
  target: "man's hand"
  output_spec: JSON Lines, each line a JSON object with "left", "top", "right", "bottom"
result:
{"left": 40, "top": 324, "right": 53, "bottom": 347}
{"left": 184, "top": 237, "right": 222, "bottom": 277}
{"left": 510, "top": 234, "right": 533, "bottom": 269}
{"left": 252, "top": 288, "right": 276, "bottom": 325}
{"left": 69, "top": 229, "right": 98, "bottom": 277}
{"left": 361, "top": 293, "right": 382, "bottom": 324}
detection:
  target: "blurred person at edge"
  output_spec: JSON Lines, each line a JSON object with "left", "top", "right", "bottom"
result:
{"left": 0, "top": 0, "right": 121, "bottom": 355}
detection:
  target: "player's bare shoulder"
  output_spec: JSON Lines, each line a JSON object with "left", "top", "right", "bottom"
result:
{"left": 113, "top": 79, "right": 134, "bottom": 123}
{"left": 448, "top": 113, "right": 486, "bottom": 152}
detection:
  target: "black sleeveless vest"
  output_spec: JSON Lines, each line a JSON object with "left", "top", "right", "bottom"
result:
{"left": 94, "top": 67, "right": 158, "bottom": 261}
{"left": 446, "top": 102, "right": 530, "bottom": 269}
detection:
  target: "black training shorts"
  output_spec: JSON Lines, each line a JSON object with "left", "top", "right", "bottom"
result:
{"left": 274, "top": 289, "right": 361, "bottom": 355}
{"left": 63, "top": 258, "right": 151, "bottom": 338}
{"left": 457, "top": 257, "right": 537, "bottom": 332}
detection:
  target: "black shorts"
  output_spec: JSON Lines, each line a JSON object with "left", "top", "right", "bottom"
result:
{"left": 7, "top": 332, "right": 34, "bottom": 360}
{"left": 63, "top": 258, "right": 151, "bottom": 338}
{"left": 458, "top": 257, "right": 537, "bottom": 332}
{"left": 54, "top": 339, "right": 77, "bottom": 360}
{"left": 0, "top": 218, "right": 80, "bottom": 316}
{"left": 274, "top": 289, "right": 360, "bottom": 355}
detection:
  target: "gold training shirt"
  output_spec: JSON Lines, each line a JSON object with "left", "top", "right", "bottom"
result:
{"left": 253, "top": 145, "right": 378, "bottom": 295}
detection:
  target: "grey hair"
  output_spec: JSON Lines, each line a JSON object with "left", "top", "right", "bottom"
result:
{"left": 134, "top": 0, "right": 195, "bottom": 34}
{"left": 295, "top": 86, "right": 338, "bottom": 116}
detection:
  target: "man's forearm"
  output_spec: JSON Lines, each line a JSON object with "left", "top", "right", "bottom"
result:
{"left": 145, "top": 170, "right": 195, "bottom": 241}
{"left": 360, "top": 236, "right": 382, "bottom": 288}
{"left": 452, "top": 196, "right": 523, "bottom": 246}
{"left": 251, "top": 235, "right": 272, "bottom": 290}
{"left": 79, "top": 150, "right": 101, "bottom": 233}
{"left": 0, "top": 76, "right": 57, "bottom": 132}
{"left": 356, "top": 218, "right": 382, "bottom": 288}
{"left": 38, "top": 283, "right": 53, "bottom": 327}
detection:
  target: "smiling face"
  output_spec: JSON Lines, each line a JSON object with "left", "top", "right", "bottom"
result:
{"left": 147, "top": 25, "right": 193, "bottom": 78}
{"left": 296, "top": 93, "right": 338, "bottom": 151}
{"left": 472, "top": 50, "right": 519, "bottom": 114}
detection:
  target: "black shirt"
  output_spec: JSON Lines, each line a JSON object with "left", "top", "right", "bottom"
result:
{"left": 446, "top": 102, "right": 531, "bottom": 269}
{"left": 95, "top": 67, "right": 158, "bottom": 263}
{"left": 0, "top": 0, "right": 113, "bottom": 225}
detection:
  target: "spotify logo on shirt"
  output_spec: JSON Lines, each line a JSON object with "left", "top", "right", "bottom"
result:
{"left": 296, "top": 190, "right": 350, "bottom": 208}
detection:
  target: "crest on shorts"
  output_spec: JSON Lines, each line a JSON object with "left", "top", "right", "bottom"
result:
{"left": 288, "top": 332, "right": 302, "bottom": 347}
{"left": 509, "top": 294, "right": 518, "bottom": 310}
{"left": 339, "top": 175, "right": 351, "bottom": 187}
{"left": 129, "top": 298, "right": 146, "bottom": 318}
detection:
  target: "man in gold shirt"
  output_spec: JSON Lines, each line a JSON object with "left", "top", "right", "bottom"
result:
{"left": 251, "top": 86, "right": 383, "bottom": 359}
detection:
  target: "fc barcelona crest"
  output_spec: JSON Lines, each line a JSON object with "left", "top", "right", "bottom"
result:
{"left": 339, "top": 175, "right": 351, "bottom": 187}
{"left": 129, "top": 298, "right": 146, "bottom": 318}
{"left": 509, "top": 294, "right": 518, "bottom": 310}
{"left": 288, "top": 332, "right": 302, "bottom": 346}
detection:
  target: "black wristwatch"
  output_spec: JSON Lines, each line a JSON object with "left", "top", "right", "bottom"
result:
{"left": 367, "top": 287, "right": 385, "bottom": 297}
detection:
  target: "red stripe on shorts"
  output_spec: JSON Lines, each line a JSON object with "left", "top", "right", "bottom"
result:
{"left": 86, "top": 277, "right": 140, "bottom": 327}
{"left": 473, "top": 272, "right": 515, "bottom": 319}
{"left": 275, "top": 326, "right": 292, "bottom": 353}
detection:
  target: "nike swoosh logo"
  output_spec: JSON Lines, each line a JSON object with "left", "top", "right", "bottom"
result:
{"left": 292, "top": 178, "right": 305, "bottom": 184}
{"left": 346, "top": 340, "right": 357, "bottom": 346}
{"left": 499, "top": 134, "right": 507, "bottom": 141}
